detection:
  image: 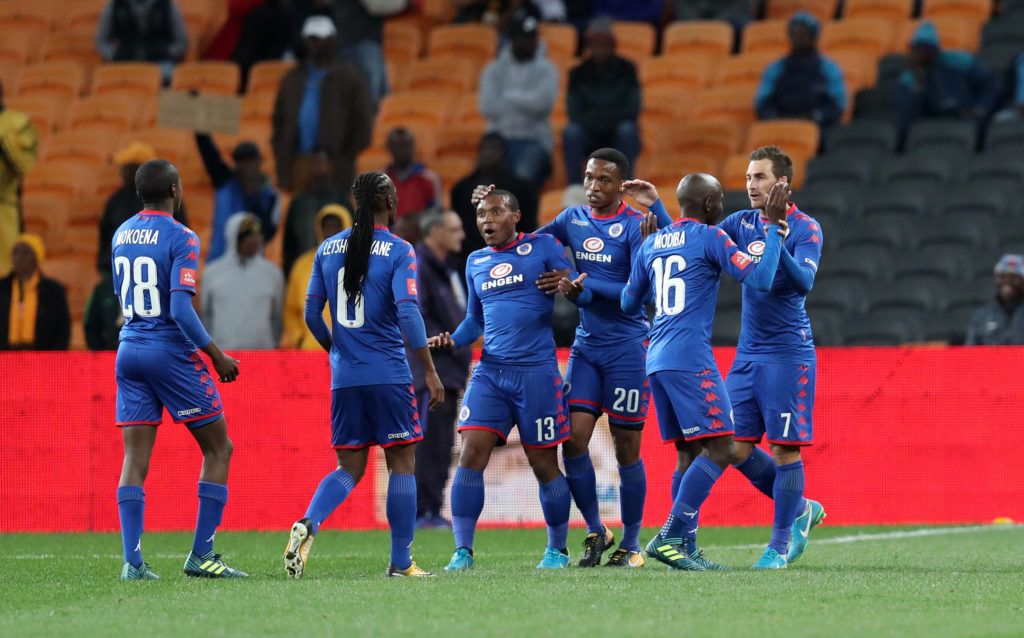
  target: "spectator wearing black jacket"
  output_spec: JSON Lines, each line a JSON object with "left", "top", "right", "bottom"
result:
{"left": 0, "top": 234, "right": 69, "bottom": 350}
{"left": 94, "top": 0, "right": 189, "bottom": 83}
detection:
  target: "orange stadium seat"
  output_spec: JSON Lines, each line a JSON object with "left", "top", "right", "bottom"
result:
{"left": 65, "top": 96, "right": 138, "bottom": 136}
{"left": 0, "top": 0, "right": 58, "bottom": 32}
{"left": 433, "top": 155, "right": 475, "bottom": 193}
{"left": 240, "top": 93, "right": 276, "bottom": 129}
{"left": 671, "top": 121, "right": 744, "bottom": 160}
{"left": 70, "top": 192, "right": 107, "bottom": 227}
{"left": 767, "top": 0, "right": 839, "bottom": 21}
{"left": 383, "top": 20, "right": 423, "bottom": 66}
{"left": 635, "top": 153, "right": 722, "bottom": 187}
{"left": 131, "top": 127, "right": 190, "bottom": 166}
{"left": 895, "top": 17, "right": 980, "bottom": 52}
{"left": 5, "top": 95, "right": 62, "bottom": 134}
{"left": 16, "top": 62, "right": 87, "bottom": 103}
{"left": 639, "top": 56, "right": 709, "bottom": 93}
{"left": 23, "top": 163, "right": 92, "bottom": 199}
{"left": 453, "top": 92, "right": 486, "bottom": 126}
{"left": 745, "top": 120, "right": 820, "bottom": 159}
{"left": 44, "top": 256, "right": 98, "bottom": 321}
{"left": 694, "top": 84, "right": 759, "bottom": 128}
{"left": 41, "top": 130, "right": 115, "bottom": 167}
{"left": 0, "top": 28, "right": 38, "bottom": 66}
{"left": 720, "top": 54, "right": 773, "bottom": 88}
{"left": 539, "top": 23, "right": 578, "bottom": 64}
{"left": 741, "top": 19, "right": 789, "bottom": 57}
{"left": 90, "top": 168, "right": 123, "bottom": 198}
{"left": 356, "top": 146, "right": 390, "bottom": 175}
{"left": 21, "top": 192, "right": 70, "bottom": 235}
{"left": 427, "top": 24, "right": 498, "bottom": 68}
{"left": 611, "top": 21, "right": 655, "bottom": 62}
{"left": 662, "top": 21, "right": 734, "bottom": 59}
{"left": 422, "top": 0, "right": 456, "bottom": 23}
{"left": 821, "top": 18, "right": 895, "bottom": 62}
{"left": 377, "top": 91, "right": 451, "bottom": 129}
{"left": 843, "top": 0, "right": 914, "bottom": 21}
{"left": 246, "top": 60, "right": 295, "bottom": 95}
{"left": 828, "top": 49, "right": 877, "bottom": 94}
{"left": 171, "top": 62, "right": 240, "bottom": 96}
{"left": 404, "top": 57, "right": 479, "bottom": 93}
{"left": 65, "top": 0, "right": 107, "bottom": 31}
{"left": 41, "top": 26, "right": 102, "bottom": 69}
{"left": 436, "top": 120, "right": 487, "bottom": 159}
{"left": 921, "top": 0, "right": 992, "bottom": 23}
{"left": 0, "top": 63, "right": 21, "bottom": 95}
{"left": 538, "top": 190, "right": 566, "bottom": 226}
{"left": 91, "top": 63, "right": 162, "bottom": 100}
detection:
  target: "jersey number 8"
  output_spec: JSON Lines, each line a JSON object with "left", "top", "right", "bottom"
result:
{"left": 335, "top": 267, "right": 366, "bottom": 328}
{"left": 114, "top": 256, "right": 161, "bottom": 318}
{"left": 651, "top": 255, "right": 686, "bottom": 317}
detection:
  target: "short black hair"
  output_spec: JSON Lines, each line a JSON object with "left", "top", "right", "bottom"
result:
{"left": 487, "top": 188, "right": 520, "bottom": 212}
{"left": 587, "top": 147, "right": 629, "bottom": 179}
{"left": 231, "top": 141, "right": 261, "bottom": 162}
{"left": 135, "top": 159, "right": 179, "bottom": 204}
{"left": 749, "top": 145, "right": 794, "bottom": 184}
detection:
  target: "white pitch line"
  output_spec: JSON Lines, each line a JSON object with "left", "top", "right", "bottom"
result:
{"left": 4, "top": 524, "right": 1021, "bottom": 560}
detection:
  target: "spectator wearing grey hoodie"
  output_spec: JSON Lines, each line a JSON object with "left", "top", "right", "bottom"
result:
{"left": 478, "top": 12, "right": 559, "bottom": 190}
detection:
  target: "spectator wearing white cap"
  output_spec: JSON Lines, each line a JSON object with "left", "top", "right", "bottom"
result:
{"left": 272, "top": 15, "right": 373, "bottom": 201}
{"left": 966, "top": 254, "right": 1024, "bottom": 345}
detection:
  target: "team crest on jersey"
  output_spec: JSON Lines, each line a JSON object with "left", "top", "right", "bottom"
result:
{"left": 609, "top": 223, "right": 623, "bottom": 238}
{"left": 459, "top": 406, "right": 470, "bottom": 422}
{"left": 583, "top": 237, "right": 604, "bottom": 252}
{"left": 517, "top": 242, "right": 532, "bottom": 255}
{"left": 490, "top": 263, "right": 513, "bottom": 278}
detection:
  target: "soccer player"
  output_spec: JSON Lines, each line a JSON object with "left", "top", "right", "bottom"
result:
{"left": 470, "top": 149, "right": 673, "bottom": 568}
{"left": 112, "top": 159, "right": 246, "bottom": 580}
{"left": 621, "top": 173, "right": 788, "bottom": 571}
{"left": 283, "top": 171, "right": 445, "bottom": 579}
{"left": 716, "top": 146, "right": 826, "bottom": 569}
{"left": 430, "top": 189, "right": 592, "bottom": 570}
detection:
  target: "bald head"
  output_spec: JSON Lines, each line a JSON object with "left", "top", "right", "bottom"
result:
{"left": 676, "top": 173, "right": 724, "bottom": 224}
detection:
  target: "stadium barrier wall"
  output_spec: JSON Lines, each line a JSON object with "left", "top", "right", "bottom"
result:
{"left": 2, "top": 347, "right": 1022, "bottom": 533}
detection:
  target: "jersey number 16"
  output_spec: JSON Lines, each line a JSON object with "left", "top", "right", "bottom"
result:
{"left": 651, "top": 255, "right": 686, "bottom": 317}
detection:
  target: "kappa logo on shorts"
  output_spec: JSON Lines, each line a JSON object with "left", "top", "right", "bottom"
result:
{"left": 180, "top": 268, "right": 197, "bottom": 286}
{"left": 388, "top": 432, "right": 410, "bottom": 440}
{"left": 459, "top": 406, "right": 470, "bottom": 422}
{"left": 682, "top": 426, "right": 700, "bottom": 435}
{"left": 609, "top": 223, "right": 623, "bottom": 238}
{"left": 517, "top": 243, "right": 532, "bottom": 256}
{"left": 177, "top": 407, "right": 202, "bottom": 417}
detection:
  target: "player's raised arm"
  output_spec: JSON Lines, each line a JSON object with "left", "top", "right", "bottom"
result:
{"left": 713, "top": 182, "right": 788, "bottom": 291}
{"left": 620, "top": 244, "right": 650, "bottom": 315}
{"left": 777, "top": 213, "right": 822, "bottom": 295}
{"left": 622, "top": 178, "right": 672, "bottom": 237}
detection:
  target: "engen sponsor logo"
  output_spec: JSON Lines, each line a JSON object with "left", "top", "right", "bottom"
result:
{"left": 746, "top": 240, "right": 765, "bottom": 263}
{"left": 583, "top": 237, "right": 604, "bottom": 252}
{"left": 489, "top": 263, "right": 513, "bottom": 278}
{"left": 576, "top": 237, "right": 611, "bottom": 263}
{"left": 482, "top": 263, "right": 523, "bottom": 290}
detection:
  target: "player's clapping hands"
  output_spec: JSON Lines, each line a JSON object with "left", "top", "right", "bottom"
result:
{"left": 557, "top": 272, "right": 588, "bottom": 301}
{"left": 765, "top": 180, "right": 791, "bottom": 228}
{"left": 621, "top": 179, "right": 659, "bottom": 238}
{"left": 428, "top": 332, "right": 456, "bottom": 349}
{"left": 536, "top": 268, "right": 570, "bottom": 294}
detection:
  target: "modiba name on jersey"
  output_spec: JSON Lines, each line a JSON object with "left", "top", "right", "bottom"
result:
{"left": 322, "top": 238, "right": 393, "bottom": 257}
{"left": 653, "top": 231, "right": 686, "bottom": 250}
{"left": 115, "top": 229, "right": 160, "bottom": 245}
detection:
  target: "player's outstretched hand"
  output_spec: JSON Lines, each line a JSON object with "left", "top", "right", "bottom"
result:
{"left": 775, "top": 219, "right": 790, "bottom": 239}
{"left": 426, "top": 371, "right": 445, "bottom": 410}
{"left": 536, "top": 268, "right": 570, "bottom": 294}
{"left": 212, "top": 352, "right": 239, "bottom": 383}
{"left": 557, "top": 272, "right": 587, "bottom": 301}
{"left": 428, "top": 332, "right": 455, "bottom": 349}
{"left": 765, "top": 180, "right": 791, "bottom": 225}
{"left": 621, "top": 179, "right": 658, "bottom": 207}
{"left": 640, "top": 212, "right": 657, "bottom": 239}
{"left": 470, "top": 184, "right": 495, "bottom": 206}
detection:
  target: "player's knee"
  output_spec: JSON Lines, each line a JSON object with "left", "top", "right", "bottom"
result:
{"left": 204, "top": 437, "right": 233, "bottom": 464}
{"left": 562, "top": 436, "right": 587, "bottom": 458}
{"left": 704, "top": 437, "right": 734, "bottom": 469}
{"left": 612, "top": 433, "right": 641, "bottom": 465}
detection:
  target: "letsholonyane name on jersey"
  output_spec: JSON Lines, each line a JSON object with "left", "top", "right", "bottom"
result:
{"left": 652, "top": 230, "right": 686, "bottom": 250}
{"left": 482, "top": 274, "right": 524, "bottom": 290}
{"left": 115, "top": 229, "right": 160, "bottom": 246}
{"left": 322, "top": 238, "right": 394, "bottom": 257}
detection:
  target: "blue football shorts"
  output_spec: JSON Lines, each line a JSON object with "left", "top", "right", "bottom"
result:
{"left": 331, "top": 383, "right": 423, "bottom": 449}
{"left": 648, "top": 367, "right": 734, "bottom": 443}
{"left": 115, "top": 342, "right": 224, "bottom": 429}
{"left": 727, "top": 360, "right": 815, "bottom": 446}
{"left": 565, "top": 341, "right": 650, "bottom": 430}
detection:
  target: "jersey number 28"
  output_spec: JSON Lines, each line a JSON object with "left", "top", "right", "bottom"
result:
{"left": 651, "top": 255, "right": 686, "bottom": 317}
{"left": 335, "top": 267, "right": 366, "bottom": 328}
{"left": 114, "top": 256, "right": 161, "bottom": 318}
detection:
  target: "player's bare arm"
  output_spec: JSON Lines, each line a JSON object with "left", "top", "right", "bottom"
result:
{"left": 622, "top": 179, "right": 659, "bottom": 238}
{"left": 413, "top": 346, "right": 445, "bottom": 410}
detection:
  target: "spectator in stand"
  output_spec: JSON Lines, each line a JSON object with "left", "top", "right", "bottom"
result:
{"left": 98, "top": 142, "right": 188, "bottom": 274}
{"left": 282, "top": 204, "right": 351, "bottom": 349}
{"left": 563, "top": 17, "right": 640, "bottom": 185}
{"left": 94, "top": 0, "right": 190, "bottom": 84}
{"left": 409, "top": 210, "right": 471, "bottom": 528}
{"left": 592, "top": 0, "right": 662, "bottom": 25}
{"left": 84, "top": 272, "right": 123, "bottom": 350}
{"left": 755, "top": 12, "right": 846, "bottom": 133}
{"left": 672, "top": 0, "right": 754, "bottom": 43}
{"left": 0, "top": 234, "right": 69, "bottom": 350}
{"left": 333, "top": 0, "right": 410, "bottom": 105}
{"left": 384, "top": 127, "right": 442, "bottom": 244}
{"left": 896, "top": 22, "right": 994, "bottom": 150}
{"left": 479, "top": 11, "right": 559, "bottom": 189}
{"left": 208, "top": 0, "right": 301, "bottom": 90}
{"left": 992, "top": 52, "right": 1024, "bottom": 122}
{"left": 0, "top": 80, "right": 38, "bottom": 277}
{"left": 201, "top": 213, "right": 285, "bottom": 350}
{"left": 272, "top": 16, "right": 373, "bottom": 203}
{"left": 451, "top": 132, "right": 538, "bottom": 265}
{"left": 195, "top": 134, "right": 281, "bottom": 264}
{"left": 966, "top": 254, "right": 1024, "bottom": 346}
{"left": 281, "top": 147, "right": 342, "bottom": 277}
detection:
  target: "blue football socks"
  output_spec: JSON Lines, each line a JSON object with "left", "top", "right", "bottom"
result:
{"left": 661, "top": 456, "right": 723, "bottom": 553}
{"left": 192, "top": 481, "right": 228, "bottom": 556}
{"left": 304, "top": 469, "right": 356, "bottom": 534}
{"left": 117, "top": 485, "right": 145, "bottom": 567}
{"left": 670, "top": 470, "right": 684, "bottom": 502}
{"left": 386, "top": 474, "right": 417, "bottom": 570}
{"left": 770, "top": 461, "right": 805, "bottom": 553}
{"left": 563, "top": 451, "right": 604, "bottom": 535}
{"left": 451, "top": 466, "right": 485, "bottom": 550}
{"left": 617, "top": 460, "right": 646, "bottom": 552}
{"left": 539, "top": 475, "right": 571, "bottom": 550}
{"left": 735, "top": 446, "right": 807, "bottom": 513}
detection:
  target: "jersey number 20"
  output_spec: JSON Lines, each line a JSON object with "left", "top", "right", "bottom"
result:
{"left": 651, "top": 255, "right": 686, "bottom": 316}
{"left": 335, "top": 267, "right": 365, "bottom": 328}
{"left": 114, "top": 256, "right": 161, "bottom": 318}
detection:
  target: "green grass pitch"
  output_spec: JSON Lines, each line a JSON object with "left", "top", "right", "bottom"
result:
{"left": 2, "top": 525, "right": 1022, "bottom": 637}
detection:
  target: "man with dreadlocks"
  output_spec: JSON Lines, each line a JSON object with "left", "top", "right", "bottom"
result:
{"left": 283, "top": 171, "right": 445, "bottom": 579}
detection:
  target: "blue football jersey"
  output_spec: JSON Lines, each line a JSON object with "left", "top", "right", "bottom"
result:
{"left": 307, "top": 226, "right": 419, "bottom": 389}
{"left": 464, "top": 232, "right": 580, "bottom": 366}
{"left": 717, "top": 204, "right": 822, "bottom": 363}
{"left": 112, "top": 209, "right": 200, "bottom": 346}
{"left": 538, "top": 202, "right": 649, "bottom": 346}
{"left": 623, "top": 218, "right": 758, "bottom": 374}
